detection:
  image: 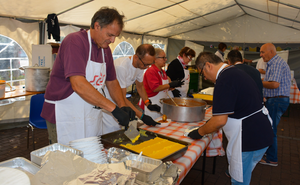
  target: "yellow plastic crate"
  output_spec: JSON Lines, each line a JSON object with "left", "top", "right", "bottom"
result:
{"left": 192, "top": 94, "right": 213, "bottom": 101}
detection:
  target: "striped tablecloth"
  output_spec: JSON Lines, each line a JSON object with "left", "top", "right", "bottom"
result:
{"left": 140, "top": 107, "right": 225, "bottom": 184}
{"left": 290, "top": 79, "right": 300, "bottom": 104}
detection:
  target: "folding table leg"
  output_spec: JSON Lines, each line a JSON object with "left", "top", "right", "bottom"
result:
{"left": 202, "top": 149, "right": 207, "bottom": 185}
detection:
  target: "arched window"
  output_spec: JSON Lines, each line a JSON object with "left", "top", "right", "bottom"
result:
{"left": 112, "top": 41, "right": 135, "bottom": 60}
{"left": 151, "top": 43, "right": 165, "bottom": 50}
{"left": 0, "top": 35, "right": 28, "bottom": 86}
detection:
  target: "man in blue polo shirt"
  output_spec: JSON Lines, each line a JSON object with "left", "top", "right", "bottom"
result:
{"left": 259, "top": 43, "right": 291, "bottom": 166}
{"left": 188, "top": 52, "right": 273, "bottom": 184}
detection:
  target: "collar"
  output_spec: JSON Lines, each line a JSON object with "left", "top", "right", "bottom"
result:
{"left": 218, "top": 50, "right": 225, "bottom": 57}
{"left": 234, "top": 62, "right": 243, "bottom": 65}
{"left": 177, "top": 56, "right": 186, "bottom": 67}
{"left": 266, "top": 55, "right": 278, "bottom": 67}
{"left": 216, "top": 63, "right": 229, "bottom": 80}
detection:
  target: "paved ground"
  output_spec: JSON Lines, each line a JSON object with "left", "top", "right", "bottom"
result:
{"left": 0, "top": 103, "right": 299, "bottom": 184}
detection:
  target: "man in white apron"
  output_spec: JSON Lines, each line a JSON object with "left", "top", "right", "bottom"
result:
{"left": 188, "top": 52, "right": 273, "bottom": 185}
{"left": 166, "top": 47, "right": 196, "bottom": 97}
{"left": 102, "top": 44, "right": 162, "bottom": 134}
{"left": 41, "top": 8, "right": 135, "bottom": 146}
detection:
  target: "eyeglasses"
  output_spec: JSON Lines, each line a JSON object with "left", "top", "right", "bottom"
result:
{"left": 199, "top": 62, "right": 206, "bottom": 77}
{"left": 157, "top": 56, "right": 167, "bottom": 60}
{"left": 187, "top": 56, "right": 194, "bottom": 61}
{"left": 138, "top": 55, "right": 154, "bottom": 67}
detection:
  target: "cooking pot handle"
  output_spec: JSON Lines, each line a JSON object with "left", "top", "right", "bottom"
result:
{"left": 204, "top": 105, "right": 212, "bottom": 110}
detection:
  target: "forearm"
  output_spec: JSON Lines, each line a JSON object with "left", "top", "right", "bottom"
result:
{"left": 136, "top": 81, "right": 148, "bottom": 103}
{"left": 153, "top": 84, "right": 170, "bottom": 92}
{"left": 258, "top": 69, "right": 266, "bottom": 74}
{"left": 106, "top": 80, "right": 126, "bottom": 108}
{"left": 262, "top": 81, "right": 280, "bottom": 89}
{"left": 198, "top": 115, "right": 227, "bottom": 136}
{"left": 70, "top": 76, "right": 116, "bottom": 112}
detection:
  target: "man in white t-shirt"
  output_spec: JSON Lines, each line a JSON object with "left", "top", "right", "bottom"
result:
{"left": 256, "top": 58, "right": 267, "bottom": 79}
{"left": 102, "top": 44, "right": 161, "bottom": 134}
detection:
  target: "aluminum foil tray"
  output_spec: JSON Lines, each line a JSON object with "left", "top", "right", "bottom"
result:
{"left": 101, "top": 129, "right": 190, "bottom": 162}
{"left": 0, "top": 157, "right": 40, "bottom": 183}
{"left": 30, "top": 143, "right": 83, "bottom": 166}
{"left": 122, "top": 153, "right": 163, "bottom": 182}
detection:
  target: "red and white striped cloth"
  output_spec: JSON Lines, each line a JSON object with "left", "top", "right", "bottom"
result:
{"left": 140, "top": 107, "right": 224, "bottom": 184}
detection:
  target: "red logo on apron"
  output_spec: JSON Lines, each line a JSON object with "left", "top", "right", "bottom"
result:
{"left": 89, "top": 73, "right": 106, "bottom": 86}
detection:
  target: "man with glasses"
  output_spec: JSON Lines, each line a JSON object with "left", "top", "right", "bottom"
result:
{"left": 188, "top": 52, "right": 273, "bottom": 184}
{"left": 167, "top": 47, "right": 195, "bottom": 97}
{"left": 102, "top": 44, "right": 162, "bottom": 134}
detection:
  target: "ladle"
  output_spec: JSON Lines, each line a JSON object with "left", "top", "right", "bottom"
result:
{"left": 166, "top": 91, "right": 178, "bottom": 106}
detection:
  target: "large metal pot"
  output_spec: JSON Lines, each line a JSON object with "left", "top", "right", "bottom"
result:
{"left": 159, "top": 97, "right": 209, "bottom": 122}
{"left": 20, "top": 65, "right": 50, "bottom": 91}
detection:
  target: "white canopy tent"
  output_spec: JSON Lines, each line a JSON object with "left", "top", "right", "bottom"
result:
{"left": 1, "top": 0, "right": 300, "bottom": 42}
{"left": 0, "top": 0, "right": 300, "bottom": 82}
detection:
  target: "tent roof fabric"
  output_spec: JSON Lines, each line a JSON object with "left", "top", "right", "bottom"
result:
{"left": 1, "top": 0, "right": 300, "bottom": 42}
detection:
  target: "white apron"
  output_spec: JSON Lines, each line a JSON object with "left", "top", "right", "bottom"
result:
{"left": 144, "top": 71, "right": 171, "bottom": 120}
{"left": 222, "top": 106, "right": 272, "bottom": 182}
{"left": 45, "top": 30, "right": 107, "bottom": 145}
{"left": 177, "top": 68, "right": 190, "bottom": 97}
{"left": 102, "top": 87, "right": 122, "bottom": 135}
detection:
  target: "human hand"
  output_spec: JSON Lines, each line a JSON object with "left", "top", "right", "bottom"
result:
{"left": 169, "top": 79, "right": 184, "bottom": 88}
{"left": 141, "top": 115, "right": 160, "bottom": 126}
{"left": 172, "top": 89, "right": 181, "bottom": 97}
{"left": 111, "top": 106, "right": 130, "bottom": 129}
{"left": 147, "top": 104, "right": 161, "bottom": 112}
{"left": 188, "top": 128, "right": 203, "bottom": 139}
{"left": 120, "top": 106, "right": 136, "bottom": 121}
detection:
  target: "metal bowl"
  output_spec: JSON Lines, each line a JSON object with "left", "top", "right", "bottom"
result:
{"left": 160, "top": 97, "right": 208, "bottom": 122}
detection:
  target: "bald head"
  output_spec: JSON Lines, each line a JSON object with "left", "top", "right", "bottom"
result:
{"left": 260, "top": 43, "right": 276, "bottom": 62}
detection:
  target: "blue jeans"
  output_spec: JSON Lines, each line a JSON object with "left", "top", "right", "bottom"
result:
{"left": 231, "top": 147, "right": 268, "bottom": 185}
{"left": 265, "top": 97, "right": 289, "bottom": 162}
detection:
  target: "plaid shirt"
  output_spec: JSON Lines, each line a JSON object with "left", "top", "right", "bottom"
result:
{"left": 263, "top": 55, "right": 291, "bottom": 97}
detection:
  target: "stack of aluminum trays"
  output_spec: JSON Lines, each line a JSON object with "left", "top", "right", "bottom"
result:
{"left": 30, "top": 143, "right": 83, "bottom": 166}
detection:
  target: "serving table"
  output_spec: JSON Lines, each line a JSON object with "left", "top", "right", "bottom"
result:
{"left": 140, "top": 107, "right": 224, "bottom": 184}
{"left": 0, "top": 86, "right": 44, "bottom": 100}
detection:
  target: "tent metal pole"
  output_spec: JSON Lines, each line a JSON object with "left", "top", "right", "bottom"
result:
{"left": 39, "top": 21, "right": 45, "bottom": 44}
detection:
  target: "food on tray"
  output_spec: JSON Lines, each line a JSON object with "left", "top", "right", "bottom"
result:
{"left": 162, "top": 114, "right": 167, "bottom": 121}
{"left": 120, "top": 137, "right": 185, "bottom": 159}
{"left": 131, "top": 134, "right": 140, "bottom": 143}
{"left": 158, "top": 120, "right": 168, "bottom": 123}
{"left": 139, "top": 130, "right": 148, "bottom": 137}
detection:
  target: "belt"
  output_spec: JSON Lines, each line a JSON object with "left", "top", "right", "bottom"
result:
{"left": 265, "top": 96, "right": 289, "bottom": 99}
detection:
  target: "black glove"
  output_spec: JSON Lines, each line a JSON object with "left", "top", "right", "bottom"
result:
{"left": 141, "top": 115, "right": 161, "bottom": 126}
{"left": 172, "top": 89, "right": 181, "bottom": 97}
{"left": 111, "top": 106, "right": 130, "bottom": 129}
{"left": 147, "top": 104, "right": 161, "bottom": 112}
{"left": 188, "top": 128, "right": 203, "bottom": 139}
{"left": 169, "top": 79, "right": 184, "bottom": 88}
{"left": 120, "top": 106, "right": 136, "bottom": 121}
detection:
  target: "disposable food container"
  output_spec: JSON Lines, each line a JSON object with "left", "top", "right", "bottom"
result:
{"left": 122, "top": 154, "right": 163, "bottom": 182}
{"left": 30, "top": 143, "right": 83, "bottom": 166}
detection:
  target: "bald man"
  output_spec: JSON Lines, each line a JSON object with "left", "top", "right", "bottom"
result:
{"left": 259, "top": 43, "right": 291, "bottom": 167}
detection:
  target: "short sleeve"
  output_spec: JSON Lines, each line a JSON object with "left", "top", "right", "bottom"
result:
{"left": 213, "top": 76, "right": 237, "bottom": 115}
{"left": 115, "top": 65, "right": 127, "bottom": 88}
